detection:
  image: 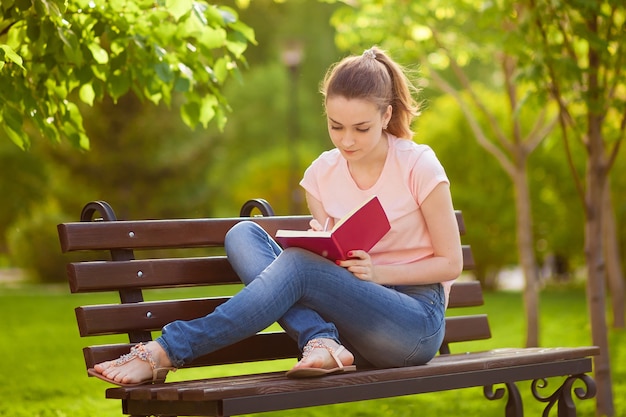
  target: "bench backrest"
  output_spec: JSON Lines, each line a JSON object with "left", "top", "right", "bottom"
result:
{"left": 58, "top": 200, "right": 487, "bottom": 370}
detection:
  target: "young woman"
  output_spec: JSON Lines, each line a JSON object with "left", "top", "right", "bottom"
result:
{"left": 90, "top": 46, "right": 463, "bottom": 385}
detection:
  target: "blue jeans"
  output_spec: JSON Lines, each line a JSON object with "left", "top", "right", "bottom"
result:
{"left": 156, "top": 221, "right": 446, "bottom": 369}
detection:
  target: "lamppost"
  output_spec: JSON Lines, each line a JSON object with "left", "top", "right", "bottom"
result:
{"left": 281, "top": 42, "right": 303, "bottom": 214}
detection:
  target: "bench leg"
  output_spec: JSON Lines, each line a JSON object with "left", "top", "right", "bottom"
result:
{"left": 531, "top": 374, "right": 596, "bottom": 417}
{"left": 484, "top": 382, "right": 523, "bottom": 417}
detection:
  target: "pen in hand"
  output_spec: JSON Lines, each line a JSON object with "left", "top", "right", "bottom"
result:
{"left": 323, "top": 217, "right": 330, "bottom": 232}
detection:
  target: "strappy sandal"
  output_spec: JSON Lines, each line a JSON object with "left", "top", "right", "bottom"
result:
{"left": 87, "top": 342, "right": 176, "bottom": 387}
{"left": 286, "top": 339, "right": 356, "bottom": 378}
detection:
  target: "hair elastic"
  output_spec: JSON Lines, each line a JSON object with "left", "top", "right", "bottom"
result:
{"left": 362, "top": 48, "right": 377, "bottom": 60}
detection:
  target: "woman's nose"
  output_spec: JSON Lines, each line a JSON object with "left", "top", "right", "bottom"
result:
{"left": 341, "top": 132, "right": 355, "bottom": 147}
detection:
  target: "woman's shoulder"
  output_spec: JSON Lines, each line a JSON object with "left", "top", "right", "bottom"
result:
{"left": 389, "top": 135, "right": 436, "bottom": 161}
{"left": 309, "top": 147, "right": 342, "bottom": 167}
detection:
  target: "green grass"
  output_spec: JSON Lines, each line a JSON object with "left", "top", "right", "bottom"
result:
{"left": 0, "top": 283, "right": 624, "bottom": 417}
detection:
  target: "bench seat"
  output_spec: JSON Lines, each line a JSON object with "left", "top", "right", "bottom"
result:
{"left": 108, "top": 347, "right": 598, "bottom": 417}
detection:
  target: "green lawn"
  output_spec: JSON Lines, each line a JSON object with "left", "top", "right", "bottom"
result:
{"left": 0, "top": 282, "right": 624, "bottom": 417}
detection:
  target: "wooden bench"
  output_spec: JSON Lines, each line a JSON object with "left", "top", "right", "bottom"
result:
{"left": 57, "top": 199, "right": 599, "bottom": 417}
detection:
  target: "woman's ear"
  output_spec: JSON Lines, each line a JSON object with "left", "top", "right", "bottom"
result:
{"left": 383, "top": 104, "right": 393, "bottom": 126}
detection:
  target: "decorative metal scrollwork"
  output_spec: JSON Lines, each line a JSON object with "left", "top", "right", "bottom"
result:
{"left": 531, "top": 374, "right": 597, "bottom": 417}
{"left": 484, "top": 383, "right": 523, "bottom": 417}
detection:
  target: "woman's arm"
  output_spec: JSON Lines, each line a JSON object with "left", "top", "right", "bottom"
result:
{"left": 339, "top": 182, "right": 464, "bottom": 285}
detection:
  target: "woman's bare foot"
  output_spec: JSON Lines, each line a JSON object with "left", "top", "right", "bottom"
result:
{"left": 92, "top": 341, "right": 174, "bottom": 385}
{"left": 287, "top": 338, "right": 355, "bottom": 378}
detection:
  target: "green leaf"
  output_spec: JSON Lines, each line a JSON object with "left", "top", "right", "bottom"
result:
{"left": 57, "top": 27, "right": 83, "bottom": 65}
{"left": 198, "top": 26, "right": 227, "bottom": 49}
{"left": 2, "top": 106, "right": 28, "bottom": 149}
{"left": 226, "top": 31, "right": 248, "bottom": 57}
{"left": 174, "top": 76, "right": 191, "bottom": 92}
{"left": 181, "top": 100, "right": 200, "bottom": 127}
{"left": 198, "top": 94, "right": 217, "bottom": 128}
{"left": 26, "top": 17, "right": 41, "bottom": 42}
{"left": 228, "top": 20, "right": 256, "bottom": 44}
{"left": 167, "top": 0, "right": 193, "bottom": 21}
{"left": 192, "top": 2, "right": 208, "bottom": 25}
{"left": 0, "top": 45, "right": 25, "bottom": 70}
{"left": 212, "top": 57, "right": 228, "bottom": 83}
{"left": 79, "top": 83, "right": 95, "bottom": 106}
{"left": 109, "top": 71, "right": 131, "bottom": 99}
{"left": 218, "top": 8, "right": 236, "bottom": 24}
{"left": 87, "top": 42, "right": 109, "bottom": 64}
{"left": 203, "top": 4, "right": 224, "bottom": 26}
{"left": 2, "top": 123, "right": 29, "bottom": 150}
{"left": 215, "top": 105, "right": 227, "bottom": 131}
{"left": 63, "top": 101, "right": 89, "bottom": 150}
{"left": 155, "top": 61, "right": 174, "bottom": 83}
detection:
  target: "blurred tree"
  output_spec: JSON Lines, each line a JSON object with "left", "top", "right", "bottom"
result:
{"left": 207, "top": 0, "right": 343, "bottom": 215}
{"left": 0, "top": 139, "right": 48, "bottom": 252}
{"left": 329, "top": 0, "right": 625, "bottom": 413}
{"left": 0, "top": 0, "right": 255, "bottom": 150}
{"left": 416, "top": 94, "right": 517, "bottom": 285}
{"left": 520, "top": 2, "right": 626, "bottom": 413}
{"left": 43, "top": 93, "right": 222, "bottom": 219}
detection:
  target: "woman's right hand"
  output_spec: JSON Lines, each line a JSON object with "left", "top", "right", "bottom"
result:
{"left": 309, "top": 218, "right": 323, "bottom": 231}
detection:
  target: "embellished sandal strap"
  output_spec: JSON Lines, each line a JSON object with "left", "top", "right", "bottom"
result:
{"left": 113, "top": 343, "right": 157, "bottom": 370}
{"left": 302, "top": 338, "right": 344, "bottom": 370}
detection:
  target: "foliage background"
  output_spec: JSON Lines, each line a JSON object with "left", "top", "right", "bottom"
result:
{"left": 1, "top": 0, "right": 624, "bottom": 287}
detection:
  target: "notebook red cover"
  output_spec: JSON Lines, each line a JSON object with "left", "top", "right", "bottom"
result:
{"left": 275, "top": 196, "right": 391, "bottom": 261}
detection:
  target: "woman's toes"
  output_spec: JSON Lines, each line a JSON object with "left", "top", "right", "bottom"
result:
{"left": 94, "top": 361, "right": 110, "bottom": 373}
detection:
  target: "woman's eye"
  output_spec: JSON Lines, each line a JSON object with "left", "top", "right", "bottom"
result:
{"left": 357, "top": 128, "right": 370, "bottom": 133}
{"left": 331, "top": 125, "right": 343, "bottom": 130}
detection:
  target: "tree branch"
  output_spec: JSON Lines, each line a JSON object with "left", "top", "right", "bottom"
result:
{"left": 605, "top": 108, "right": 625, "bottom": 172}
{"left": 427, "top": 64, "right": 516, "bottom": 178}
{"left": 528, "top": 0, "right": 586, "bottom": 207}
{"left": 429, "top": 27, "right": 513, "bottom": 154}
{"left": 525, "top": 110, "right": 559, "bottom": 154}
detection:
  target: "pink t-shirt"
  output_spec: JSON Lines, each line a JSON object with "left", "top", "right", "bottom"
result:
{"left": 300, "top": 134, "right": 456, "bottom": 303}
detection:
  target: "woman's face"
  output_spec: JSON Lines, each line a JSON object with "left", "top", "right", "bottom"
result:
{"left": 325, "top": 96, "right": 392, "bottom": 163}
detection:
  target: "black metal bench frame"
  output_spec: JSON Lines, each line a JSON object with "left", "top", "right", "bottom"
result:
{"left": 57, "top": 199, "right": 599, "bottom": 417}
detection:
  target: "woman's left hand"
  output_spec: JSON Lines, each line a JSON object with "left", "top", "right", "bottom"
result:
{"left": 336, "top": 250, "right": 376, "bottom": 282}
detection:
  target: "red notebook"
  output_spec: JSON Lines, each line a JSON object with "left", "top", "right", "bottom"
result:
{"left": 275, "top": 196, "right": 391, "bottom": 261}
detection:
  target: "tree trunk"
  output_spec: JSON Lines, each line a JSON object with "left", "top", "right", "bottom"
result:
{"left": 513, "top": 164, "right": 540, "bottom": 347}
{"left": 586, "top": 117, "right": 614, "bottom": 417}
{"left": 602, "top": 179, "right": 625, "bottom": 328}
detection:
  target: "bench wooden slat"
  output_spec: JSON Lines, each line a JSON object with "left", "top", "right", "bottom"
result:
{"left": 447, "top": 281, "right": 483, "bottom": 308}
{"left": 58, "top": 212, "right": 467, "bottom": 253}
{"left": 76, "top": 303, "right": 489, "bottom": 341}
{"left": 75, "top": 298, "right": 228, "bottom": 337}
{"left": 58, "top": 217, "right": 312, "bottom": 252}
{"left": 68, "top": 257, "right": 238, "bottom": 293}
{"left": 461, "top": 245, "right": 474, "bottom": 270}
{"left": 68, "top": 247, "right": 475, "bottom": 294}
{"left": 75, "top": 280, "right": 486, "bottom": 337}
{"left": 442, "top": 315, "right": 491, "bottom": 344}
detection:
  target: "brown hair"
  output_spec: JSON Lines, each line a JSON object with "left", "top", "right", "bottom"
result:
{"left": 321, "top": 46, "right": 420, "bottom": 139}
